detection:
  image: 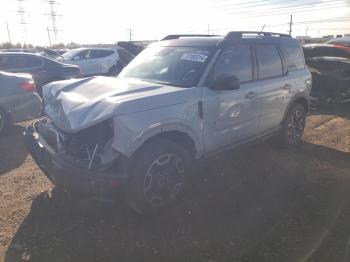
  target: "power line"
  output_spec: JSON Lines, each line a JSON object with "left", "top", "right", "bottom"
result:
{"left": 226, "top": 1, "right": 347, "bottom": 16}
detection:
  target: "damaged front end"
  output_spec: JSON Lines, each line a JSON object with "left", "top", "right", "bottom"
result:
{"left": 306, "top": 57, "right": 350, "bottom": 103}
{"left": 24, "top": 118, "right": 128, "bottom": 197}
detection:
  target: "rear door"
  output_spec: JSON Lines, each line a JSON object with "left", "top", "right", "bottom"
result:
{"left": 202, "top": 44, "right": 261, "bottom": 154}
{"left": 254, "top": 44, "right": 292, "bottom": 133}
{"left": 72, "top": 50, "right": 97, "bottom": 76}
{"left": 91, "top": 50, "right": 115, "bottom": 74}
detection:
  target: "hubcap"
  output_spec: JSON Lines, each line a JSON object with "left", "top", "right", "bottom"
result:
{"left": 144, "top": 154, "right": 185, "bottom": 207}
{"left": 287, "top": 109, "right": 305, "bottom": 143}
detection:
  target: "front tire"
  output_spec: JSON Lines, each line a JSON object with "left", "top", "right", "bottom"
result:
{"left": 127, "top": 138, "right": 190, "bottom": 216}
{"left": 279, "top": 103, "right": 306, "bottom": 147}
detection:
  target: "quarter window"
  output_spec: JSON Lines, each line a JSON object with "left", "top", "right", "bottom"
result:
{"left": 256, "top": 45, "right": 283, "bottom": 79}
{"left": 211, "top": 45, "right": 253, "bottom": 83}
{"left": 282, "top": 46, "right": 305, "bottom": 71}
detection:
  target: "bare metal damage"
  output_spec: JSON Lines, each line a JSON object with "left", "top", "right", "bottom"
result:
{"left": 41, "top": 76, "right": 203, "bottom": 159}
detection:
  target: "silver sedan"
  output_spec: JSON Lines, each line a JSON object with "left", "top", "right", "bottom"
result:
{"left": 0, "top": 71, "right": 42, "bottom": 136}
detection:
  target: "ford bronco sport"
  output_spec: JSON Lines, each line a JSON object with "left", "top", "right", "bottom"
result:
{"left": 25, "top": 32, "right": 312, "bottom": 215}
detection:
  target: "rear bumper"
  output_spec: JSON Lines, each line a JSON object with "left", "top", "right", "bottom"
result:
{"left": 24, "top": 123, "right": 127, "bottom": 198}
{"left": 2, "top": 92, "right": 43, "bottom": 123}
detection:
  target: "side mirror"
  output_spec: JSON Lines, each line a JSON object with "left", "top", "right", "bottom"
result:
{"left": 211, "top": 75, "right": 240, "bottom": 90}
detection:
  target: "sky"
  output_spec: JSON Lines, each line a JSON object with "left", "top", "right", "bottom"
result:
{"left": 0, "top": 0, "right": 349, "bottom": 46}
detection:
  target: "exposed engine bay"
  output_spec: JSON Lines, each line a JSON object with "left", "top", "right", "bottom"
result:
{"left": 35, "top": 118, "right": 119, "bottom": 170}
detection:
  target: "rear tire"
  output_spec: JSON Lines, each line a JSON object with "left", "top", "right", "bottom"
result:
{"left": 278, "top": 103, "right": 306, "bottom": 148}
{"left": 126, "top": 138, "right": 191, "bottom": 216}
{"left": 0, "top": 108, "right": 10, "bottom": 137}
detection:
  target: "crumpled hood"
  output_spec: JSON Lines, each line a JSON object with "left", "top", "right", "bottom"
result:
{"left": 42, "top": 76, "right": 188, "bottom": 132}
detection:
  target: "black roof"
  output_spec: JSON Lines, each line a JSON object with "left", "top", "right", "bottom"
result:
{"left": 155, "top": 31, "right": 300, "bottom": 48}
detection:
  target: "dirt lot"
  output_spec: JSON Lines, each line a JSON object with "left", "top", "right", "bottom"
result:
{"left": 0, "top": 102, "right": 350, "bottom": 262}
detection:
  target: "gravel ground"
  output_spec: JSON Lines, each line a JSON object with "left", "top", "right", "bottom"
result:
{"left": 0, "top": 102, "right": 349, "bottom": 262}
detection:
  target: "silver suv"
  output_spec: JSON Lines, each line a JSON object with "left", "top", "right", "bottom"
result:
{"left": 25, "top": 32, "right": 312, "bottom": 215}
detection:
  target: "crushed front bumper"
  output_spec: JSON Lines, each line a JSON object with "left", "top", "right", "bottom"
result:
{"left": 24, "top": 122, "right": 127, "bottom": 199}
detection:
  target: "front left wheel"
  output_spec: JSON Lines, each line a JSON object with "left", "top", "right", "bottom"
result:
{"left": 126, "top": 138, "right": 191, "bottom": 216}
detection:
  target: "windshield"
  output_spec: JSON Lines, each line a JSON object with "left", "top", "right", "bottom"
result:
{"left": 326, "top": 38, "right": 350, "bottom": 47}
{"left": 119, "top": 46, "right": 212, "bottom": 87}
{"left": 60, "top": 49, "right": 82, "bottom": 60}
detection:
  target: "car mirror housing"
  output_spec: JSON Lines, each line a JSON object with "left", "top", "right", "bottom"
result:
{"left": 211, "top": 75, "right": 240, "bottom": 90}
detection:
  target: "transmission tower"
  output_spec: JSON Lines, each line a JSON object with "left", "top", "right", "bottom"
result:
{"left": 44, "top": 0, "right": 61, "bottom": 44}
{"left": 17, "top": 0, "right": 27, "bottom": 45}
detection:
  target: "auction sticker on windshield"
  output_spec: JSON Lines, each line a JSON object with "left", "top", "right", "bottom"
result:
{"left": 181, "top": 53, "right": 208, "bottom": 63}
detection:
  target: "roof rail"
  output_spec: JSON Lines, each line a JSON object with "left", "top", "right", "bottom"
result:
{"left": 161, "top": 34, "right": 219, "bottom": 41}
{"left": 224, "top": 31, "right": 292, "bottom": 40}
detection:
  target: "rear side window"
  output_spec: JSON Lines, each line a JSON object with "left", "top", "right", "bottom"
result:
{"left": 92, "top": 50, "right": 114, "bottom": 59}
{"left": 25, "top": 56, "right": 42, "bottom": 68}
{"left": 256, "top": 45, "right": 283, "bottom": 79}
{"left": 211, "top": 45, "right": 253, "bottom": 83}
{"left": 0, "top": 55, "right": 41, "bottom": 70}
{"left": 282, "top": 46, "right": 305, "bottom": 71}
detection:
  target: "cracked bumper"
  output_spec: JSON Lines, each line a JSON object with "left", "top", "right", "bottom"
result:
{"left": 24, "top": 123, "right": 127, "bottom": 199}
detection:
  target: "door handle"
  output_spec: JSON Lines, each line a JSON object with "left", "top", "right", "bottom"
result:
{"left": 245, "top": 91, "right": 259, "bottom": 99}
{"left": 282, "top": 84, "right": 292, "bottom": 90}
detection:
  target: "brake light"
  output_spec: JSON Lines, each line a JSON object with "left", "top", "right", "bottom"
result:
{"left": 19, "top": 80, "right": 36, "bottom": 92}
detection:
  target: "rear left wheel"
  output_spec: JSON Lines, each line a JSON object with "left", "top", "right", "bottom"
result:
{"left": 279, "top": 103, "right": 306, "bottom": 147}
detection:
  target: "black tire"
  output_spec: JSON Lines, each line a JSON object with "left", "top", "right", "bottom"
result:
{"left": 279, "top": 103, "right": 306, "bottom": 148}
{"left": 126, "top": 138, "right": 191, "bottom": 216}
{"left": 0, "top": 108, "right": 10, "bottom": 137}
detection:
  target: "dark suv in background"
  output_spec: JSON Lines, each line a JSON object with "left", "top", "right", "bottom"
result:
{"left": 0, "top": 52, "right": 81, "bottom": 95}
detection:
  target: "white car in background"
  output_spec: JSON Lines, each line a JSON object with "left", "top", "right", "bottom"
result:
{"left": 57, "top": 47, "right": 134, "bottom": 76}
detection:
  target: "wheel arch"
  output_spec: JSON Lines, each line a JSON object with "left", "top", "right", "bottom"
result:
{"left": 281, "top": 94, "right": 309, "bottom": 124}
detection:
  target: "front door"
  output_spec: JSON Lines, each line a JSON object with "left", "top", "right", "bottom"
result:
{"left": 202, "top": 44, "right": 261, "bottom": 154}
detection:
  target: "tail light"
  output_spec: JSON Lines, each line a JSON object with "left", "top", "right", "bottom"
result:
{"left": 333, "top": 44, "right": 350, "bottom": 54}
{"left": 19, "top": 80, "right": 36, "bottom": 92}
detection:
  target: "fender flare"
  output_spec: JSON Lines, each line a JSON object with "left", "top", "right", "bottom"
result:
{"left": 281, "top": 93, "right": 310, "bottom": 125}
{"left": 116, "top": 121, "right": 202, "bottom": 158}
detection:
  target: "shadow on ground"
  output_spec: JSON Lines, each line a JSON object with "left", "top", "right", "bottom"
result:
{"left": 5, "top": 140, "right": 350, "bottom": 262}
{"left": 0, "top": 125, "right": 28, "bottom": 176}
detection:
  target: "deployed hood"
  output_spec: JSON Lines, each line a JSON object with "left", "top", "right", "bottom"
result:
{"left": 43, "top": 76, "right": 188, "bottom": 132}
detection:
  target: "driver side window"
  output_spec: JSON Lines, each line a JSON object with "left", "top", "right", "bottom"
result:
{"left": 210, "top": 45, "right": 253, "bottom": 85}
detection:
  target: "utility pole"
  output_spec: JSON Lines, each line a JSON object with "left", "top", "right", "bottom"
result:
{"left": 207, "top": 24, "right": 210, "bottom": 35}
{"left": 288, "top": 14, "right": 293, "bottom": 36}
{"left": 306, "top": 26, "right": 309, "bottom": 37}
{"left": 44, "top": 0, "right": 61, "bottom": 45}
{"left": 17, "top": 0, "right": 27, "bottom": 46}
{"left": 261, "top": 24, "right": 265, "bottom": 32}
{"left": 6, "top": 22, "right": 11, "bottom": 44}
{"left": 47, "top": 27, "right": 52, "bottom": 47}
{"left": 127, "top": 29, "right": 133, "bottom": 41}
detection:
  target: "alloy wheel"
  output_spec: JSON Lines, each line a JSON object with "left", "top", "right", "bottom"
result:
{"left": 143, "top": 154, "right": 185, "bottom": 207}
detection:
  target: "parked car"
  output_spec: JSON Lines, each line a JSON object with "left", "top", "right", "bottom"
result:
{"left": 0, "top": 71, "right": 42, "bottom": 136}
{"left": 0, "top": 52, "right": 81, "bottom": 96}
{"left": 57, "top": 47, "right": 134, "bottom": 76}
{"left": 25, "top": 32, "right": 311, "bottom": 215}
{"left": 326, "top": 37, "right": 350, "bottom": 48}
{"left": 303, "top": 43, "right": 350, "bottom": 59}
{"left": 37, "top": 48, "right": 63, "bottom": 60}
{"left": 306, "top": 56, "right": 350, "bottom": 102}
